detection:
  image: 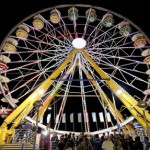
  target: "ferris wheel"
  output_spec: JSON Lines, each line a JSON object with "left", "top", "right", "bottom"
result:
{"left": 0, "top": 4, "right": 150, "bottom": 138}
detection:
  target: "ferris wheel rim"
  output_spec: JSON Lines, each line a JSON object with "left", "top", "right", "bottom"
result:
{"left": 0, "top": 4, "right": 149, "bottom": 133}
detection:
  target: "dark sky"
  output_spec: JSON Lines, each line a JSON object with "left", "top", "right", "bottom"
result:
{"left": 0, "top": 0, "right": 150, "bottom": 132}
{"left": 0, "top": 0, "right": 150, "bottom": 43}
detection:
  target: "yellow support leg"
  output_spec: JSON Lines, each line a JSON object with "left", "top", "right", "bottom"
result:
{"left": 0, "top": 50, "right": 77, "bottom": 144}
{"left": 0, "top": 105, "right": 31, "bottom": 144}
{"left": 0, "top": 122, "right": 8, "bottom": 145}
{"left": 81, "top": 66, "right": 131, "bottom": 133}
{"left": 36, "top": 58, "right": 78, "bottom": 120}
{"left": 1, "top": 49, "right": 77, "bottom": 126}
{"left": 80, "top": 49, "right": 150, "bottom": 128}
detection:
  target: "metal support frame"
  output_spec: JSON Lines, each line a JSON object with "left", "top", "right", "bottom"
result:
{"left": 0, "top": 49, "right": 77, "bottom": 144}
{"left": 80, "top": 49, "right": 150, "bottom": 129}
{"left": 0, "top": 48, "right": 149, "bottom": 144}
{"left": 80, "top": 64, "right": 131, "bottom": 133}
{"left": 33, "top": 101, "right": 41, "bottom": 150}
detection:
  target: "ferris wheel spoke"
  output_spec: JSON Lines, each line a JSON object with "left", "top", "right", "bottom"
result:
{"left": 9, "top": 70, "right": 41, "bottom": 82}
{"left": 87, "top": 21, "right": 125, "bottom": 46}
{"left": 40, "top": 12, "right": 72, "bottom": 45}
{"left": 82, "top": 8, "right": 93, "bottom": 39}
{"left": 89, "top": 31, "right": 137, "bottom": 48}
{"left": 88, "top": 26, "right": 120, "bottom": 47}
{"left": 54, "top": 9, "right": 73, "bottom": 42}
{"left": 70, "top": 8, "right": 78, "bottom": 39}
{"left": 24, "top": 23, "right": 71, "bottom": 48}
{"left": 87, "top": 33, "right": 107, "bottom": 48}
{"left": 24, "top": 23, "right": 62, "bottom": 45}
{"left": 6, "top": 46, "right": 69, "bottom": 55}
{"left": 91, "top": 56, "right": 144, "bottom": 94}
{"left": 54, "top": 68, "right": 76, "bottom": 130}
{"left": 91, "top": 52, "right": 145, "bottom": 65}
{"left": 86, "top": 45, "right": 150, "bottom": 52}
{"left": 109, "top": 73, "right": 144, "bottom": 93}
{"left": 118, "top": 68, "right": 148, "bottom": 84}
{"left": 12, "top": 35, "right": 67, "bottom": 51}
{"left": 85, "top": 12, "right": 110, "bottom": 42}
{"left": 79, "top": 55, "right": 90, "bottom": 132}
{"left": 6, "top": 56, "right": 63, "bottom": 77}
{"left": 99, "top": 55, "right": 146, "bottom": 77}
{"left": 80, "top": 62, "right": 116, "bottom": 121}
{"left": 88, "top": 52, "right": 117, "bottom": 67}
{"left": 17, "top": 85, "right": 41, "bottom": 101}
{"left": 89, "top": 55, "right": 148, "bottom": 90}
{"left": 122, "top": 67, "right": 147, "bottom": 75}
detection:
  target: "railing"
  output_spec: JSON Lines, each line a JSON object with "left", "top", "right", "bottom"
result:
{"left": 12, "top": 129, "right": 34, "bottom": 145}
{"left": 12, "top": 129, "right": 39, "bottom": 149}
{"left": 128, "top": 127, "right": 148, "bottom": 141}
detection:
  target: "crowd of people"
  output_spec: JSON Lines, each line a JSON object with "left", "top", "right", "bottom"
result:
{"left": 47, "top": 132, "right": 150, "bottom": 150}
{"left": 15, "top": 121, "right": 150, "bottom": 150}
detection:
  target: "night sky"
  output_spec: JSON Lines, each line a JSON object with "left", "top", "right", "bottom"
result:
{"left": 0, "top": 0, "right": 150, "bottom": 132}
{"left": 0, "top": 0, "right": 150, "bottom": 43}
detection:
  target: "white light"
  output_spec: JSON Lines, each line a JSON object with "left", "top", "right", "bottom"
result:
{"left": 43, "top": 130, "right": 48, "bottom": 136}
{"left": 38, "top": 89, "right": 44, "bottom": 95}
{"left": 72, "top": 38, "right": 86, "bottom": 49}
{"left": 47, "top": 114, "right": 51, "bottom": 123}
{"left": 48, "top": 107, "right": 52, "bottom": 110}
{"left": 116, "top": 89, "right": 122, "bottom": 95}
{"left": 31, "top": 93, "right": 37, "bottom": 99}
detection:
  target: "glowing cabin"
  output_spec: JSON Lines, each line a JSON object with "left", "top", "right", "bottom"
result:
{"left": 0, "top": 55, "right": 10, "bottom": 71}
{"left": 141, "top": 49, "right": 150, "bottom": 57}
{"left": 68, "top": 7, "right": 79, "bottom": 21}
{"left": 132, "top": 33, "right": 147, "bottom": 48}
{"left": 1, "top": 97, "right": 19, "bottom": 103}
{"left": 0, "top": 55, "right": 11, "bottom": 64}
{"left": 85, "top": 8, "right": 97, "bottom": 23}
{"left": 0, "top": 85, "right": 8, "bottom": 94}
{"left": 0, "top": 63, "right": 8, "bottom": 71}
{"left": 144, "top": 56, "right": 150, "bottom": 64}
{"left": 102, "top": 13, "right": 114, "bottom": 27}
{"left": 143, "top": 89, "right": 150, "bottom": 95}
{"left": 146, "top": 69, "right": 150, "bottom": 75}
{"left": 118, "top": 22, "right": 131, "bottom": 36}
{"left": 50, "top": 9, "right": 61, "bottom": 24}
{"left": 32, "top": 15, "right": 44, "bottom": 30}
{"left": 0, "top": 76, "right": 10, "bottom": 83}
{"left": 2, "top": 38, "right": 18, "bottom": 53}
{"left": 16, "top": 24, "right": 30, "bottom": 40}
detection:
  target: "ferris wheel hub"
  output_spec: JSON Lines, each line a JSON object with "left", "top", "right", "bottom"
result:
{"left": 72, "top": 38, "right": 86, "bottom": 49}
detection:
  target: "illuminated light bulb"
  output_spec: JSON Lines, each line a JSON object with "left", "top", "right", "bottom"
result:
{"left": 31, "top": 93, "right": 37, "bottom": 99}
{"left": 116, "top": 89, "right": 122, "bottom": 95}
{"left": 43, "top": 130, "right": 48, "bottom": 136}
{"left": 48, "top": 107, "right": 52, "bottom": 110}
{"left": 38, "top": 89, "right": 44, "bottom": 95}
{"left": 72, "top": 38, "right": 86, "bottom": 49}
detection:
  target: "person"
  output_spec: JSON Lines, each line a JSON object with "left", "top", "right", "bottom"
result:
{"left": 102, "top": 136, "right": 114, "bottom": 150}
{"left": 57, "top": 136, "right": 65, "bottom": 150}
{"left": 24, "top": 120, "right": 33, "bottom": 140}
{"left": 143, "top": 137, "right": 150, "bottom": 150}
{"left": 64, "top": 142, "right": 73, "bottom": 150}
{"left": 116, "top": 139, "right": 123, "bottom": 150}
{"left": 127, "top": 136, "right": 135, "bottom": 150}
{"left": 51, "top": 133, "right": 59, "bottom": 149}
{"left": 134, "top": 136, "right": 143, "bottom": 150}
{"left": 16, "top": 124, "right": 24, "bottom": 142}
{"left": 79, "top": 137, "right": 93, "bottom": 150}
{"left": 92, "top": 134, "right": 101, "bottom": 150}
{"left": 39, "top": 133, "right": 46, "bottom": 150}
